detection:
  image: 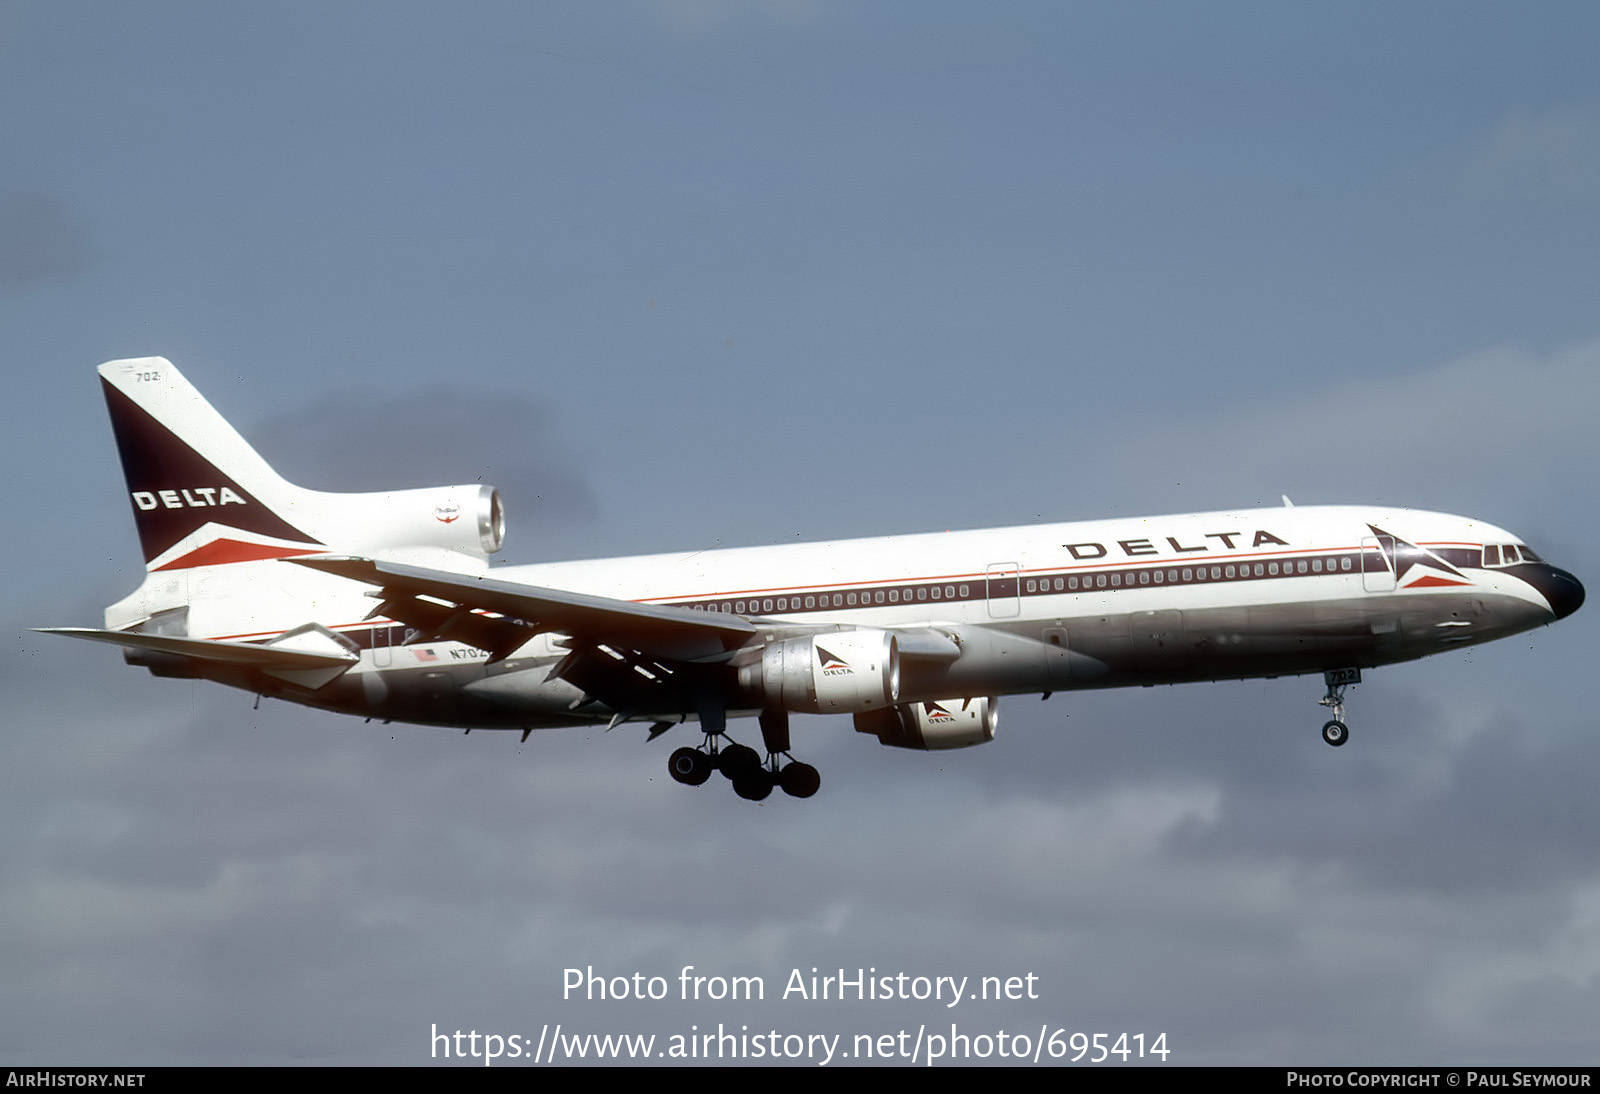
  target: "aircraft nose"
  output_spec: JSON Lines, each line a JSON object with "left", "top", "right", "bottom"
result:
{"left": 1542, "top": 566, "right": 1585, "bottom": 620}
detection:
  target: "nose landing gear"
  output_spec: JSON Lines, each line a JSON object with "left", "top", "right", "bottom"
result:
{"left": 1318, "top": 667, "right": 1360, "bottom": 747}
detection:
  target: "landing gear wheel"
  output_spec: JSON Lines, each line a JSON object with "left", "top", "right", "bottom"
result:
{"left": 668, "top": 746, "right": 712, "bottom": 785}
{"left": 733, "top": 769, "right": 775, "bottom": 801}
{"left": 717, "top": 742, "right": 761, "bottom": 778}
{"left": 778, "top": 761, "right": 821, "bottom": 799}
{"left": 1316, "top": 669, "right": 1358, "bottom": 747}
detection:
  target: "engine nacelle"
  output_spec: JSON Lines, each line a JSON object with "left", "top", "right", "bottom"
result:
{"left": 310, "top": 483, "right": 506, "bottom": 566}
{"left": 854, "top": 696, "right": 998, "bottom": 750}
{"left": 739, "top": 629, "right": 900, "bottom": 714}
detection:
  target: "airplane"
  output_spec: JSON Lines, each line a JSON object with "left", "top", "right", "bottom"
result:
{"left": 42, "top": 357, "right": 1585, "bottom": 800}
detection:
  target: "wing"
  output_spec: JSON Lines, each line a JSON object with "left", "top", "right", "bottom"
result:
{"left": 289, "top": 555, "right": 757, "bottom": 663}
{"left": 287, "top": 557, "right": 962, "bottom": 723}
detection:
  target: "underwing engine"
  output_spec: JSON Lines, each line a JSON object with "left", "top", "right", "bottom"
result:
{"left": 854, "top": 696, "right": 998, "bottom": 750}
{"left": 738, "top": 629, "right": 900, "bottom": 714}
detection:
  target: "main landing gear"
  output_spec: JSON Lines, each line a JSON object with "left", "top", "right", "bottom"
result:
{"left": 1317, "top": 667, "right": 1360, "bottom": 747}
{"left": 664, "top": 707, "right": 821, "bottom": 800}
{"left": 665, "top": 740, "right": 821, "bottom": 799}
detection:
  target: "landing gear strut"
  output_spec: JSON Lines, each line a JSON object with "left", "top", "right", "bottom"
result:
{"left": 756, "top": 707, "right": 819, "bottom": 800}
{"left": 1318, "top": 668, "right": 1360, "bottom": 747}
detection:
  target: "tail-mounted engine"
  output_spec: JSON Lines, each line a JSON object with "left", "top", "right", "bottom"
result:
{"left": 738, "top": 629, "right": 900, "bottom": 714}
{"left": 854, "top": 696, "right": 998, "bottom": 750}
{"left": 324, "top": 484, "right": 505, "bottom": 564}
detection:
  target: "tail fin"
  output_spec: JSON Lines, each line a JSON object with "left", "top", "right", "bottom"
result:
{"left": 99, "top": 357, "right": 505, "bottom": 573}
{"left": 100, "top": 358, "right": 328, "bottom": 571}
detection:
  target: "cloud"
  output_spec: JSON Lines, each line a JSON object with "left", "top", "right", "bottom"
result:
{"left": 1465, "top": 108, "right": 1600, "bottom": 204}
{"left": 1023, "top": 337, "right": 1600, "bottom": 535}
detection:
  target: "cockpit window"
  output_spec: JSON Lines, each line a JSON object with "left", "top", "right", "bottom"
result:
{"left": 1484, "top": 543, "right": 1543, "bottom": 567}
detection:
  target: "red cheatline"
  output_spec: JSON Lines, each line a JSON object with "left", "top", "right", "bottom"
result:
{"left": 153, "top": 539, "right": 327, "bottom": 571}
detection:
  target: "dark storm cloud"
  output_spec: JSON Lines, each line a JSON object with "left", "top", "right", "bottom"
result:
{"left": 0, "top": 193, "right": 86, "bottom": 292}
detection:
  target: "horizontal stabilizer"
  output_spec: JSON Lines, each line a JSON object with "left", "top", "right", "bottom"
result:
{"left": 37, "top": 627, "right": 360, "bottom": 671}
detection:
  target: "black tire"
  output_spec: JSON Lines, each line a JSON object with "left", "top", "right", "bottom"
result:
{"left": 717, "top": 742, "right": 761, "bottom": 778}
{"left": 778, "top": 761, "right": 821, "bottom": 799}
{"left": 668, "top": 746, "right": 712, "bottom": 785}
{"left": 733, "top": 769, "right": 775, "bottom": 801}
{"left": 1321, "top": 720, "right": 1349, "bottom": 747}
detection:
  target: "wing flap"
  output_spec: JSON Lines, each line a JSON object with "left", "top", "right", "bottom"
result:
{"left": 366, "top": 594, "right": 537, "bottom": 661}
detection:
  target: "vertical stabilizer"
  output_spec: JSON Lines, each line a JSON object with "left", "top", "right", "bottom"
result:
{"left": 98, "top": 358, "right": 326, "bottom": 572}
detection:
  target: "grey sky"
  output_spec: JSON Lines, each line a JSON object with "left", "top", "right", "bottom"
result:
{"left": 4, "top": 1, "right": 1599, "bottom": 1066}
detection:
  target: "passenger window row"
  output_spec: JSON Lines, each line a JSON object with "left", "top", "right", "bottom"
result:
{"left": 681, "top": 552, "right": 1373, "bottom": 617}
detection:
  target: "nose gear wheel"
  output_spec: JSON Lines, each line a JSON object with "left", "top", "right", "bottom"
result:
{"left": 1316, "top": 669, "right": 1359, "bottom": 747}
